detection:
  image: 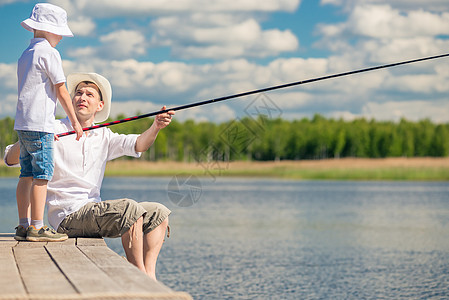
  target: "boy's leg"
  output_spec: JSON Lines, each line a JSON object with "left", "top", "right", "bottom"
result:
{"left": 16, "top": 130, "right": 54, "bottom": 227}
{"left": 16, "top": 177, "right": 32, "bottom": 220}
{"left": 21, "top": 132, "right": 67, "bottom": 242}
{"left": 26, "top": 178, "right": 68, "bottom": 242}
{"left": 30, "top": 178, "right": 48, "bottom": 225}
{"left": 14, "top": 176, "right": 32, "bottom": 240}
{"left": 16, "top": 131, "right": 33, "bottom": 228}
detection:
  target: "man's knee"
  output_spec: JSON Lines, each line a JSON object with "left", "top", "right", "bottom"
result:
{"left": 129, "top": 215, "right": 144, "bottom": 229}
{"left": 160, "top": 217, "right": 169, "bottom": 228}
{"left": 140, "top": 202, "right": 171, "bottom": 234}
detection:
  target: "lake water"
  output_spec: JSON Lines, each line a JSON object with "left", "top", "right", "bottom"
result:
{"left": 1, "top": 177, "right": 448, "bottom": 299}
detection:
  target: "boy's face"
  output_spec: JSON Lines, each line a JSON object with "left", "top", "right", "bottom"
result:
{"left": 72, "top": 82, "right": 104, "bottom": 121}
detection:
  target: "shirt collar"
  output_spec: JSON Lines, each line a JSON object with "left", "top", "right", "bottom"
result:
{"left": 60, "top": 117, "right": 100, "bottom": 137}
{"left": 30, "top": 38, "right": 49, "bottom": 45}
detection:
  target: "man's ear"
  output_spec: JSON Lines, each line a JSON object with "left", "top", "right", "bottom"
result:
{"left": 96, "top": 101, "right": 104, "bottom": 112}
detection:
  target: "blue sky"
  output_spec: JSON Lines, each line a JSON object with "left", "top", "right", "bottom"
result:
{"left": 0, "top": 0, "right": 448, "bottom": 123}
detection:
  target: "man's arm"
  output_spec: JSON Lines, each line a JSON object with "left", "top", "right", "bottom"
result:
{"left": 135, "top": 106, "right": 175, "bottom": 153}
{"left": 4, "top": 142, "right": 20, "bottom": 166}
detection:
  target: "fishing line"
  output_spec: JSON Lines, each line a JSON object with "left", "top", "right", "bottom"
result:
{"left": 57, "top": 53, "right": 449, "bottom": 138}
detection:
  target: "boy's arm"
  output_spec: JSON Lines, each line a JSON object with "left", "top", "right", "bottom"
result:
{"left": 55, "top": 82, "right": 83, "bottom": 141}
{"left": 135, "top": 106, "right": 175, "bottom": 152}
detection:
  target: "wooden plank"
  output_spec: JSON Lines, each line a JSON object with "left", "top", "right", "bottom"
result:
{"left": 77, "top": 245, "right": 174, "bottom": 294}
{"left": 13, "top": 243, "right": 77, "bottom": 295}
{"left": 46, "top": 238, "right": 76, "bottom": 246}
{"left": 15, "top": 241, "right": 48, "bottom": 248}
{"left": 45, "top": 243, "right": 124, "bottom": 294}
{"left": 76, "top": 237, "right": 107, "bottom": 246}
{"left": 0, "top": 233, "right": 18, "bottom": 247}
{"left": 0, "top": 246, "right": 27, "bottom": 296}
{"left": 0, "top": 236, "right": 192, "bottom": 300}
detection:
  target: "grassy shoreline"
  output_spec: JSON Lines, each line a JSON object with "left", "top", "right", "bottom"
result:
{"left": 102, "top": 157, "right": 449, "bottom": 181}
{"left": 2, "top": 157, "right": 449, "bottom": 180}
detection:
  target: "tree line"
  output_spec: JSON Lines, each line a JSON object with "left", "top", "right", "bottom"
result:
{"left": 1, "top": 115, "right": 448, "bottom": 162}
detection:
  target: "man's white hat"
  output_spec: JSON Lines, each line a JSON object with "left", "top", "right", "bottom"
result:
{"left": 21, "top": 3, "right": 73, "bottom": 37}
{"left": 67, "top": 73, "right": 112, "bottom": 123}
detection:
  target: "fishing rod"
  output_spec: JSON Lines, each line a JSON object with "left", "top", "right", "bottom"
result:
{"left": 57, "top": 53, "right": 449, "bottom": 138}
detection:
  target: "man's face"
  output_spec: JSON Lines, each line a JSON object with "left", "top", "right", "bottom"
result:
{"left": 72, "top": 82, "right": 104, "bottom": 121}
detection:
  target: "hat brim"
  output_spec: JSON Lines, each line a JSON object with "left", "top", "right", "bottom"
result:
{"left": 67, "top": 73, "right": 112, "bottom": 123}
{"left": 21, "top": 18, "right": 73, "bottom": 37}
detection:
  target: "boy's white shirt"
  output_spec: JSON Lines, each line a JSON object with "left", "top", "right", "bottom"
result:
{"left": 15, "top": 38, "right": 66, "bottom": 133}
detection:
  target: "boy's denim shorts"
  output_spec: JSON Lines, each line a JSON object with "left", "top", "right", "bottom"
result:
{"left": 17, "top": 130, "right": 54, "bottom": 181}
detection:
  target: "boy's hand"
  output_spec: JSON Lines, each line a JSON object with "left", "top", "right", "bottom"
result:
{"left": 72, "top": 121, "right": 83, "bottom": 141}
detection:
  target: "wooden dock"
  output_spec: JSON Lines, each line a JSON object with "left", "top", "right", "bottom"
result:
{"left": 0, "top": 233, "right": 192, "bottom": 300}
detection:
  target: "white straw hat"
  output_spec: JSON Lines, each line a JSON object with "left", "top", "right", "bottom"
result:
{"left": 21, "top": 3, "right": 73, "bottom": 37}
{"left": 67, "top": 73, "right": 112, "bottom": 123}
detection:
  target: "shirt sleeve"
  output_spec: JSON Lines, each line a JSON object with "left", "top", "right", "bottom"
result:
{"left": 39, "top": 48, "right": 66, "bottom": 85}
{"left": 106, "top": 129, "right": 142, "bottom": 161}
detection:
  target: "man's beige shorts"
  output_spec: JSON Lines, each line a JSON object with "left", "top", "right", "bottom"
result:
{"left": 57, "top": 199, "right": 171, "bottom": 238}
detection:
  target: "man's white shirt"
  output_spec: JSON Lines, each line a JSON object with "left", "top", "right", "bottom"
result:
{"left": 46, "top": 118, "right": 141, "bottom": 229}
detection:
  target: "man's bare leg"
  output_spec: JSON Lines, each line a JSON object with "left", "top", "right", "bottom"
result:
{"left": 143, "top": 217, "right": 169, "bottom": 280}
{"left": 122, "top": 216, "right": 146, "bottom": 273}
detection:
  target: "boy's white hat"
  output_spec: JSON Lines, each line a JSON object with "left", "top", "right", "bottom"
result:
{"left": 21, "top": 3, "right": 73, "bottom": 37}
{"left": 67, "top": 73, "right": 112, "bottom": 123}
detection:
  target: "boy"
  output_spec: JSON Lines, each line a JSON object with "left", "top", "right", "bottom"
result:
{"left": 14, "top": 3, "right": 83, "bottom": 242}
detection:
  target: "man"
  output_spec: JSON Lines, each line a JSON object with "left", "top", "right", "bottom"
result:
{"left": 5, "top": 72, "right": 175, "bottom": 280}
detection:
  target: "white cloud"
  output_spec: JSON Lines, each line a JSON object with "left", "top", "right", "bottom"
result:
{"left": 2, "top": 52, "right": 448, "bottom": 123}
{"left": 314, "top": 2, "right": 449, "bottom": 80}
{"left": 321, "top": 0, "right": 449, "bottom": 12}
{"left": 1, "top": 0, "right": 448, "bottom": 125}
{"left": 0, "top": 94, "right": 18, "bottom": 118}
{"left": 61, "top": 7, "right": 300, "bottom": 61}
{"left": 268, "top": 57, "right": 328, "bottom": 82}
{"left": 383, "top": 70, "right": 449, "bottom": 94}
{"left": 350, "top": 5, "right": 449, "bottom": 39}
{"left": 0, "top": 0, "right": 17, "bottom": 5}
{"left": 68, "top": 16, "right": 96, "bottom": 37}
{"left": 151, "top": 16, "right": 299, "bottom": 59}
{"left": 87, "top": 99, "right": 235, "bottom": 123}
{"left": 55, "top": 53, "right": 448, "bottom": 121}
{"left": 50, "top": 0, "right": 300, "bottom": 17}
{"left": 67, "top": 30, "right": 147, "bottom": 60}
{"left": 318, "top": 4, "right": 449, "bottom": 40}
{"left": 0, "top": 63, "right": 17, "bottom": 90}
{"left": 362, "top": 100, "right": 449, "bottom": 123}
{"left": 66, "top": 46, "right": 96, "bottom": 58}
{"left": 99, "top": 30, "right": 146, "bottom": 58}
{"left": 51, "top": 0, "right": 301, "bottom": 60}
{"left": 362, "top": 37, "right": 449, "bottom": 64}
{"left": 0, "top": 63, "right": 16, "bottom": 117}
